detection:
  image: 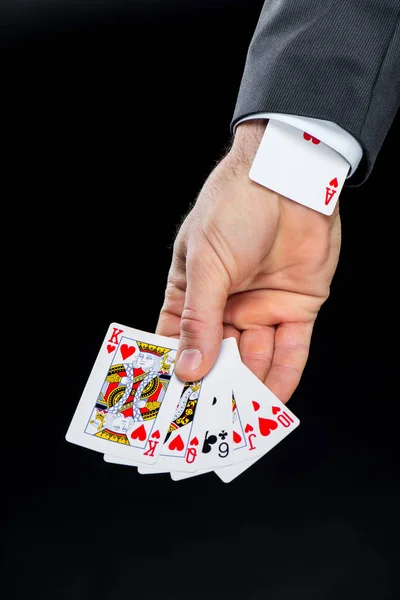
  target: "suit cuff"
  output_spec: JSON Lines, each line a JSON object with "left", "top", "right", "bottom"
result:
{"left": 234, "top": 113, "right": 363, "bottom": 178}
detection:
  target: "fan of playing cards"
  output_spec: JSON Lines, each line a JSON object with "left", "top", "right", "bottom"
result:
{"left": 66, "top": 323, "right": 300, "bottom": 483}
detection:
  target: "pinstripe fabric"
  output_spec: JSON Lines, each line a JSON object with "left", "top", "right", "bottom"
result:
{"left": 231, "top": 0, "right": 400, "bottom": 186}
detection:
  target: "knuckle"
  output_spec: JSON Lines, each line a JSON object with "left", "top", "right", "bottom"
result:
{"left": 179, "top": 309, "right": 207, "bottom": 340}
{"left": 272, "top": 362, "right": 303, "bottom": 377}
{"left": 241, "top": 350, "right": 273, "bottom": 367}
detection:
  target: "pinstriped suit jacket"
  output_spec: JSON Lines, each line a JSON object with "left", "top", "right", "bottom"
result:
{"left": 231, "top": 0, "right": 400, "bottom": 186}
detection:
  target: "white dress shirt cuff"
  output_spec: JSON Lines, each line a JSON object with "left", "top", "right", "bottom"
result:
{"left": 234, "top": 113, "right": 363, "bottom": 178}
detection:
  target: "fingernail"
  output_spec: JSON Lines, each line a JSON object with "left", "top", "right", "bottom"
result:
{"left": 176, "top": 349, "right": 202, "bottom": 373}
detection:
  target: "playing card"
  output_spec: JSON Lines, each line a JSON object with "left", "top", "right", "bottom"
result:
{"left": 249, "top": 119, "right": 350, "bottom": 215}
{"left": 65, "top": 322, "right": 185, "bottom": 464}
{"left": 104, "top": 377, "right": 203, "bottom": 473}
{"left": 170, "top": 338, "right": 300, "bottom": 483}
{"left": 170, "top": 388, "right": 247, "bottom": 481}
{"left": 136, "top": 337, "right": 235, "bottom": 474}
{"left": 214, "top": 356, "right": 300, "bottom": 483}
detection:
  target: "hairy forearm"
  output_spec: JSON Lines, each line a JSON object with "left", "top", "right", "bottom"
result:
{"left": 229, "top": 119, "right": 268, "bottom": 166}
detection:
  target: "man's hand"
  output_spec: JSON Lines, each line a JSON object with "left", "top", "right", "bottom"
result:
{"left": 156, "top": 120, "right": 341, "bottom": 403}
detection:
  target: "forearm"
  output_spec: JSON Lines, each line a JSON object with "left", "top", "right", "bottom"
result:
{"left": 226, "top": 119, "right": 268, "bottom": 171}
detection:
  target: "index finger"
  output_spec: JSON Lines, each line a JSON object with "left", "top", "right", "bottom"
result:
{"left": 264, "top": 321, "right": 314, "bottom": 404}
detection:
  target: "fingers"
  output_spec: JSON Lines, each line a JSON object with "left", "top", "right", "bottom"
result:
{"left": 173, "top": 248, "right": 230, "bottom": 382}
{"left": 264, "top": 321, "right": 314, "bottom": 404}
{"left": 224, "top": 290, "right": 316, "bottom": 402}
{"left": 225, "top": 289, "right": 318, "bottom": 329}
{"left": 223, "top": 324, "right": 240, "bottom": 346}
{"left": 238, "top": 326, "right": 275, "bottom": 381}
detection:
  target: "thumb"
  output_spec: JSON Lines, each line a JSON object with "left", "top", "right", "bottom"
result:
{"left": 175, "top": 251, "right": 229, "bottom": 382}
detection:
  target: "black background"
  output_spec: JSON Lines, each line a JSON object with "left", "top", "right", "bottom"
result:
{"left": 3, "top": 2, "right": 399, "bottom": 599}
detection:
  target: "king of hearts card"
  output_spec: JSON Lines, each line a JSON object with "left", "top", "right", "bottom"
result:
{"left": 66, "top": 324, "right": 186, "bottom": 464}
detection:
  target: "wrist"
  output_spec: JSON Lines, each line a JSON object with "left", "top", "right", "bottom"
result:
{"left": 229, "top": 119, "right": 268, "bottom": 167}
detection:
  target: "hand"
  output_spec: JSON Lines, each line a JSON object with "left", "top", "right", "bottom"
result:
{"left": 156, "top": 120, "right": 341, "bottom": 403}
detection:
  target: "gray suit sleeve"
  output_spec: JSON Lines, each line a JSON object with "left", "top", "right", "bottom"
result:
{"left": 231, "top": 0, "right": 400, "bottom": 186}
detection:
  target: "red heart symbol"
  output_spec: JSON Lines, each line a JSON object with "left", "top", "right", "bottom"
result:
{"left": 121, "top": 344, "right": 135, "bottom": 360}
{"left": 190, "top": 437, "right": 199, "bottom": 446}
{"left": 272, "top": 406, "right": 281, "bottom": 415}
{"left": 107, "top": 344, "right": 116, "bottom": 354}
{"left": 329, "top": 177, "right": 338, "bottom": 188}
{"left": 303, "top": 132, "right": 320, "bottom": 144}
{"left": 168, "top": 434, "right": 184, "bottom": 451}
{"left": 233, "top": 430, "right": 242, "bottom": 444}
{"left": 131, "top": 424, "right": 146, "bottom": 441}
{"left": 151, "top": 430, "right": 160, "bottom": 439}
{"left": 258, "top": 417, "right": 278, "bottom": 437}
{"left": 252, "top": 400, "right": 260, "bottom": 412}
{"left": 244, "top": 423, "right": 254, "bottom": 433}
